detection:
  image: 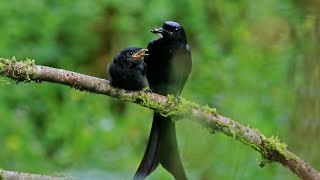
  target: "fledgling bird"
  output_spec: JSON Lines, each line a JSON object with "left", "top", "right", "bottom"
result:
{"left": 108, "top": 47, "right": 148, "bottom": 90}
{"left": 134, "top": 21, "right": 192, "bottom": 180}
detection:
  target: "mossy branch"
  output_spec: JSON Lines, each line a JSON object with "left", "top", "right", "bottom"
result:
{"left": 0, "top": 58, "right": 319, "bottom": 180}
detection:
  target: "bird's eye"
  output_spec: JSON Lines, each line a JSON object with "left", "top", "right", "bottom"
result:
{"left": 129, "top": 51, "right": 133, "bottom": 55}
{"left": 174, "top": 28, "right": 178, "bottom": 32}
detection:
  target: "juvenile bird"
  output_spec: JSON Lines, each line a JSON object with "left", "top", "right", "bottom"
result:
{"left": 134, "top": 21, "right": 192, "bottom": 180}
{"left": 108, "top": 47, "right": 148, "bottom": 90}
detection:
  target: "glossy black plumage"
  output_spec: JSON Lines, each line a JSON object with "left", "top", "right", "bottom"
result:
{"left": 108, "top": 47, "right": 148, "bottom": 90}
{"left": 134, "top": 21, "right": 192, "bottom": 180}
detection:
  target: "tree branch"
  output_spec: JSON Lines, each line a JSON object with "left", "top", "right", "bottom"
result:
{"left": 0, "top": 58, "right": 319, "bottom": 180}
{"left": 0, "top": 170, "right": 65, "bottom": 180}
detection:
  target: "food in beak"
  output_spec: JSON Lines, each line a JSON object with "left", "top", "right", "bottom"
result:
{"left": 150, "top": 28, "right": 164, "bottom": 38}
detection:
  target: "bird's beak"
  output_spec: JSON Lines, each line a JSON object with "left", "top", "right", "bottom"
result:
{"left": 132, "top": 49, "right": 148, "bottom": 60}
{"left": 150, "top": 27, "right": 165, "bottom": 38}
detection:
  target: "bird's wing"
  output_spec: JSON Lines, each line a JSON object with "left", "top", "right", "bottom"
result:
{"left": 171, "top": 43, "right": 192, "bottom": 94}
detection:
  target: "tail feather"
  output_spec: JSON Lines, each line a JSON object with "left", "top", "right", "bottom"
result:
{"left": 134, "top": 113, "right": 187, "bottom": 180}
{"left": 158, "top": 115, "right": 187, "bottom": 180}
{"left": 133, "top": 114, "right": 161, "bottom": 180}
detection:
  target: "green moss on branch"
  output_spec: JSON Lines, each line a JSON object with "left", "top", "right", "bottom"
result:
{"left": 0, "top": 58, "right": 35, "bottom": 82}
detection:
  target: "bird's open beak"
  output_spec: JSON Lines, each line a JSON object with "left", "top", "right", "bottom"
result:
{"left": 150, "top": 27, "right": 165, "bottom": 38}
{"left": 132, "top": 49, "right": 148, "bottom": 60}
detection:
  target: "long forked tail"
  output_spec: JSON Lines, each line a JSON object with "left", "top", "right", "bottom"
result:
{"left": 134, "top": 113, "right": 187, "bottom": 180}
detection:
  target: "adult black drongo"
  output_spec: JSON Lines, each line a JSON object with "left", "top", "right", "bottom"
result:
{"left": 134, "top": 21, "right": 192, "bottom": 180}
{"left": 108, "top": 47, "right": 148, "bottom": 90}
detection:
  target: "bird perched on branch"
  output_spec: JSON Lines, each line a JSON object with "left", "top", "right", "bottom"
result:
{"left": 108, "top": 47, "right": 148, "bottom": 90}
{"left": 134, "top": 21, "right": 192, "bottom": 180}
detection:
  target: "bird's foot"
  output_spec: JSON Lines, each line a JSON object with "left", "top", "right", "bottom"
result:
{"left": 143, "top": 87, "right": 152, "bottom": 93}
{"left": 176, "top": 96, "right": 182, "bottom": 104}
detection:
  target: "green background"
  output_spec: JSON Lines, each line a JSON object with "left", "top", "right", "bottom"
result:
{"left": 0, "top": 0, "right": 319, "bottom": 179}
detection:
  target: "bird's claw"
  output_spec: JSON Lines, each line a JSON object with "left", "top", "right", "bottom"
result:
{"left": 143, "top": 87, "right": 152, "bottom": 93}
{"left": 176, "top": 96, "right": 182, "bottom": 103}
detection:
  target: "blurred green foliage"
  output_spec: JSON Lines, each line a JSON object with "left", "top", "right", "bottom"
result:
{"left": 0, "top": 0, "right": 319, "bottom": 179}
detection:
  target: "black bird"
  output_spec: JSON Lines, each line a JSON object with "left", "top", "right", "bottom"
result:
{"left": 134, "top": 21, "right": 192, "bottom": 180}
{"left": 108, "top": 47, "right": 148, "bottom": 90}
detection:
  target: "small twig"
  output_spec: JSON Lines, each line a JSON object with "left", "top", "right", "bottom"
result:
{"left": 0, "top": 170, "right": 66, "bottom": 180}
